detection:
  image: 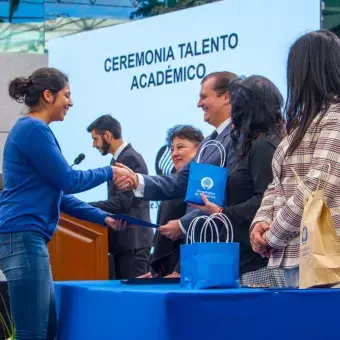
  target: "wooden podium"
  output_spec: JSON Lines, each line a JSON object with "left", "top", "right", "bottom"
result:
{"left": 48, "top": 213, "right": 109, "bottom": 281}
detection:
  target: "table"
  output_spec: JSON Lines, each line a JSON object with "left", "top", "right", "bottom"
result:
{"left": 54, "top": 280, "right": 339, "bottom": 340}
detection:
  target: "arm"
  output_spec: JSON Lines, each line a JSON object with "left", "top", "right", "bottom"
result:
{"left": 223, "top": 139, "right": 276, "bottom": 228}
{"left": 24, "top": 125, "right": 112, "bottom": 194}
{"left": 132, "top": 135, "right": 235, "bottom": 201}
{"left": 90, "top": 191, "right": 134, "bottom": 214}
{"left": 60, "top": 194, "right": 109, "bottom": 225}
{"left": 250, "top": 181, "right": 276, "bottom": 228}
{"left": 138, "top": 162, "right": 190, "bottom": 201}
{"left": 266, "top": 113, "right": 340, "bottom": 249}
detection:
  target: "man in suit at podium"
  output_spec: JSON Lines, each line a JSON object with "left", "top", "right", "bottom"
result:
{"left": 115, "top": 71, "right": 237, "bottom": 240}
{"left": 87, "top": 115, "right": 153, "bottom": 279}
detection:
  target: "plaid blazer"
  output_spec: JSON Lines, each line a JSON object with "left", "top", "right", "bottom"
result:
{"left": 252, "top": 103, "right": 340, "bottom": 268}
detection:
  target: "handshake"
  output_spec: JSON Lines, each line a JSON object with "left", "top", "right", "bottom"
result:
{"left": 104, "top": 164, "right": 141, "bottom": 232}
{"left": 111, "top": 163, "right": 184, "bottom": 241}
{"left": 112, "top": 164, "right": 139, "bottom": 191}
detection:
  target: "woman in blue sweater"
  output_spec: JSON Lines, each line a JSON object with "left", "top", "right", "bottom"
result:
{"left": 0, "top": 67, "right": 123, "bottom": 339}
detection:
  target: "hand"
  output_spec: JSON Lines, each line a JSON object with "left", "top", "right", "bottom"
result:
{"left": 189, "top": 194, "right": 221, "bottom": 215}
{"left": 164, "top": 271, "right": 180, "bottom": 278}
{"left": 104, "top": 216, "right": 117, "bottom": 230}
{"left": 112, "top": 164, "right": 134, "bottom": 190}
{"left": 250, "top": 222, "right": 270, "bottom": 254}
{"left": 158, "top": 219, "right": 184, "bottom": 241}
{"left": 104, "top": 217, "right": 128, "bottom": 231}
{"left": 260, "top": 247, "right": 274, "bottom": 258}
{"left": 115, "top": 219, "right": 130, "bottom": 231}
{"left": 113, "top": 163, "right": 139, "bottom": 191}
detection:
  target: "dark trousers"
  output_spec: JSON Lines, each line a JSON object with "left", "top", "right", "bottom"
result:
{"left": 109, "top": 247, "right": 151, "bottom": 280}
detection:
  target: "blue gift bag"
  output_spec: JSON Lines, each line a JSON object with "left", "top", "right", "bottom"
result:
{"left": 184, "top": 140, "right": 228, "bottom": 206}
{"left": 181, "top": 214, "right": 240, "bottom": 289}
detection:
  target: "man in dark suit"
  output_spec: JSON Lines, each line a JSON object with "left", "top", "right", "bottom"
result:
{"left": 87, "top": 115, "right": 153, "bottom": 279}
{"left": 115, "top": 71, "right": 238, "bottom": 240}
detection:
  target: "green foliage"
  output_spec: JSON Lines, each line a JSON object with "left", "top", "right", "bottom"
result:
{"left": 130, "top": 0, "right": 219, "bottom": 19}
{"left": 0, "top": 294, "right": 14, "bottom": 339}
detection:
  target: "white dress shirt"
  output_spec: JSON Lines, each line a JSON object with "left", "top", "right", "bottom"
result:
{"left": 216, "top": 118, "right": 231, "bottom": 134}
{"left": 114, "top": 142, "right": 128, "bottom": 160}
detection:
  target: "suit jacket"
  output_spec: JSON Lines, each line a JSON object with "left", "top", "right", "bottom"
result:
{"left": 141, "top": 123, "right": 236, "bottom": 231}
{"left": 151, "top": 198, "right": 187, "bottom": 275}
{"left": 91, "top": 144, "right": 153, "bottom": 255}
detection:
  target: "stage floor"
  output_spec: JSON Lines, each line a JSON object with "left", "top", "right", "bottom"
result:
{"left": 54, "top": 280, "right": 339, "bottom": 340}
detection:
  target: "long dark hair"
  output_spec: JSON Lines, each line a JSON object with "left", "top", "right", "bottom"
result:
{"left": 285, "top": 30, "right": 340, "bottom": 155}
{"left": 229, "top": 75, "right": 284, "bottom": 158}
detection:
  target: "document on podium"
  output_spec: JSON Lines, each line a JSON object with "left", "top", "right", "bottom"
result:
{"left": 110, "top": 213, "right": 160, "bottom": 228}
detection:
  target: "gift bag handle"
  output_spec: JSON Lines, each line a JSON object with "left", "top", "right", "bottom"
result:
{"left": 196, "top": 140, "right": 226, "bottom": 167}
{"left": 199, "top": 216, "right": 220, "bottom": 243}
{"left": 200, "top": 213, "right": 234, "bottom": 243}
{"left": 186, "top": 215, "right": 219, "bottom": 244}
{"left": 185, "top": 213, "right": 234, "bottom": 244}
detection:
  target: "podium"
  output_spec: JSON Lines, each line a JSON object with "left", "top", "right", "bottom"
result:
{"left": 48, "top": 213, "right": 109, "bottom": 281}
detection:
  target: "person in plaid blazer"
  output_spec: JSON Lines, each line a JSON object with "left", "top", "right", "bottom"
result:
{"left": 250, "top": 30, "right": 340, "bottom": 287}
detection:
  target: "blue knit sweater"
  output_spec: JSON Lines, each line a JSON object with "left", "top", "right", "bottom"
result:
{"left": 0, "top": 116, "right": 113, "bottom": 240}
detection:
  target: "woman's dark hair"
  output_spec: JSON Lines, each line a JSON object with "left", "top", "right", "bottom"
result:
{"left": 8, "top": 67, "right": 68, "bottom": 108}
{"left": 166, "top": 125, "right": 204, "bottom": 146}
{"left": 229, "top": 75, "right": 284, "bottom": 157}
{"left": 285, "top": 29, "right": 340, "bottom": 155}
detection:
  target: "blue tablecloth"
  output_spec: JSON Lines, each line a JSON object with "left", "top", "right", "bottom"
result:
{"left": 54, "top": 280, "right": 339, "bottom": 340}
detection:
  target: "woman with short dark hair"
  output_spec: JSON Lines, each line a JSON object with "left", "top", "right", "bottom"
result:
{"left": 140, "top": 125, "right": 204, "bottom": 278}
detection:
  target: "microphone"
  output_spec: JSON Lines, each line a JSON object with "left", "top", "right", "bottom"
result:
{"left": 71, "top": 153, "right": 85, "bottom": 167}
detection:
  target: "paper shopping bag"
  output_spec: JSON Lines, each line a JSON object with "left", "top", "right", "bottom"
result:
{"left": 296, "top": 166, "right": 340, "bottom": 288}
{"left": 299, "top": 190, "right": 340, "bottom": 288}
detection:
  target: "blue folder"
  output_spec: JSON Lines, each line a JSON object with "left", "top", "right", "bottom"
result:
{"left": 110, "top": 213, "right": 160, "bottom": 228}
